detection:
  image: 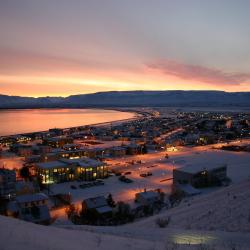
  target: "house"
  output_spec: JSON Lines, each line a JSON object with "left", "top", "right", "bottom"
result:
{"left": 10, "top": 144, "right": 33, "bottom": 157}
{"left": 59, "top": 149, "right": 87, "bottom": 159}
{"left": 11, "top": 135, "right": 32, "bottom": 144}
{"left": 7, "top": 192, "right": 51, "bottom": 224}
{"left": 17, "top": 145, "right": 33, "bottom": 157}
{"left": 82, "top": 196, "right": 112, "bottom": 215}
{"left": 43, "top": 137, "right": 73, "bottom": 148}
{"left": 63, "top": 143, "right": 81, "bottom": 151}
{"left": 15, "top": 181, "right": 39, "bottom": 196}
{"left": 85, "top": 147, "right": 108, "bottom": 158}
{"left": 0, "top": 168, "right": 16, "bottom": 199}
{"left": 126, "top": 143, "right": 142, "bottom": 155}
{"left": 35, "top": 157, "right": 108, "bottom": 184}
{"left": 173, "top": 164, "right": 228, "bottom": 192}
{"left": 36, "top": 145, "right": 52, "bottom": 154}
{"left": 135, "top": 190, "right": 161, "bottom": 206}
{"left": 49, "top": 128, "right": 64, "bottom": 136}
{"left": 110, "top": 146, "right": 126, "bottom": 157}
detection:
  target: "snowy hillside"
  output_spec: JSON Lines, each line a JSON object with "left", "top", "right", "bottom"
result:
{"left": 0, "top": 215, "right": 164, "bottom": 250}
{"left": 1, "top": 180, "right": 250, "bottom": 249}
{"left": 58, "top": 180, "right": 250, "bottom": 249}
{"left": 133, "top": 179, "right": 250, "bottom": 232}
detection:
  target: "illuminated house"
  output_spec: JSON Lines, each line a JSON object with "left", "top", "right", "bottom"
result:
{"left": 59, "top": 149, "right": 87, "bottom": 159}
{"left": 36, "top": 157, "right": 108, "bottom": 184}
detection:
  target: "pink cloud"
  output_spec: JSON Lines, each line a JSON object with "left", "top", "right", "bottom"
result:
{"left": 146, "top": 60, "right": 250, "bottom": 85}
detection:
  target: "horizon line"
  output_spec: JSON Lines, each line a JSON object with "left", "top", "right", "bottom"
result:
{"left": 1, "top": 89, "right": 250, "bottom": 99}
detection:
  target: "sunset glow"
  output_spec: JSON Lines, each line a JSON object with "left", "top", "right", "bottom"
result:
{"left": 1, "top": 0, "right": 250, "bottom": 96}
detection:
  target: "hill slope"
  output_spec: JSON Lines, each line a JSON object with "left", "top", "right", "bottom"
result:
{"left": 1, "top": 180, "right": 250, "bottom": 249}
{"left": 1, "top": 90, "right": 250, "bottom": 108}
{"left": 0, "top": 215, "right": 163, "bottom": 250}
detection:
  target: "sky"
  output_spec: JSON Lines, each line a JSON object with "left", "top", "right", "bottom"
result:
{"left": 0, "top": 0, "right": 250, "bottom": 97}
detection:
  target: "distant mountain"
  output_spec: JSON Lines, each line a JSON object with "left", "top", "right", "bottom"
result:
{"left": 0, "top": 91, "right": 250, "bottom": 108}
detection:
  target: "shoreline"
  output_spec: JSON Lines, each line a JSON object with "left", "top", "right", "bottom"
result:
{"left": 0, "top": 108, "right": 145, "bottom": 138}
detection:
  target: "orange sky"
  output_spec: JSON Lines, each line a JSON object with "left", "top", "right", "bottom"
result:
{"left": 1, "top": 1, "right": 250, "bottom": 97}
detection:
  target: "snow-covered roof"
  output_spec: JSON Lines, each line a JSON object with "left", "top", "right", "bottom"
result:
{"left": 0, "top": 168, "right": 15, "bottom": 175}
{"left": 111, "top": 146, "right": 126, "bottom": 151}
{"left": 61, "top": 158, "right": 104, "bottom": 168}
{"left": 36, "top": 157, "right": 104, "bottom": 169}
{"left": 16, "top": 193, "right": 48, "bottom": 203}
{"left": 96, "top": 206, "right": 112, "bottom": 214}
{"left": 15, "top": 181, "right": 35, "bottom": 192}
{"left": 36, "top": 160, "right": 68, "bottom": 169}
{"left": 176, "top": 163, "right": 227, "bottom": 174}
{"left": 84, "top": 196, "right": 108, "bottom": 209}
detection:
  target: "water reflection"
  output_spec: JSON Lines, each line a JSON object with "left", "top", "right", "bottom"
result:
{"left": 0, "top": 109, "right": 135, "bottom": 136}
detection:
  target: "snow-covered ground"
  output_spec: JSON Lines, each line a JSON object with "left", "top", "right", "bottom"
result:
{"left": 1, "top": 139, "right": 250, "bottom": 249}
{"left": 0, "top": 215, "right": 164, "bottom": 250}
{"left": 51, "top": 142, "right": 250, "bottom": 216}
{"left": 58, "top": 179, "right": 250, "bottom": 249}
{"left": 1, "top": 212, "right": 250, "bottom": 250}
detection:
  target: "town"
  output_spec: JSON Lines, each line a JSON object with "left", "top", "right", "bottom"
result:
{"left": 0, "top": 108, "right": 249, "bottom": 227}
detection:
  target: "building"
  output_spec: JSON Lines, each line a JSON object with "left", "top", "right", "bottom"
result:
{"left": 82, "top": 196, "right": 112, "bottom": 215}
{"left": 10, "top": 144, "right": 33, "bottom": 157}
{"left": 43, "top": 137, "right": 73, "bottom": 148}
{"left": 36, "top": 157, "right": 108, "bottom": 184}
{"left": 59, "top": 149, "right": 87, "bottom": 159}
{"left": 125, "top": 143, "right": 143, "bottom": 155}
{"left": 110, "top": 146, "right": 126, "bottom": 157}
{"left": 173, "top": 164, "right": 228, "bottom": 191}
{"left": 7, "top": 193, "right": 51, "bottom": 224}
{"left": 49, "top": 128, "right": 64, "bottom": 136}
{"left": 0, "top": 168, "right": 16, "bottom": 199}
{"left": 15, "top": 181, "right": 39, "bottom": 196}
{"left": 135, "top": 190, "right": 161, "bottom": 206}
{"left": 63, "top": 143, "right": 81, "bottom": 151}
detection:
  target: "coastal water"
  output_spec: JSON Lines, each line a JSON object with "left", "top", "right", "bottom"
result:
{"left": 0, "top": 109, "right": 135, "bottom": 136}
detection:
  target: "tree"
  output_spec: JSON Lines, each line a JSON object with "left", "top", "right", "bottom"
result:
{"left": 116, "top": 201, "right": 131, "bottom": 220}
{"left": 19, "top": 166, "right": 30, "bottom": 180}
{"left": 141, "top": 144, "right": 148, "bottom": 154}
{"left": 106, "top": 194, "right": 116, "bottom": 207}
{"left": 66, "top": 204, "right": 76, "bottom": 219}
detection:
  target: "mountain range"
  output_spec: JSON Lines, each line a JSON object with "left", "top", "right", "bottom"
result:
{"left": 0, "top": 91, "right": 250, "bottom": 108}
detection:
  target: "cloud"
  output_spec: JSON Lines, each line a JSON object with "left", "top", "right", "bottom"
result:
{"left": 146, "top": 60, "right": 250, "bottom": 85}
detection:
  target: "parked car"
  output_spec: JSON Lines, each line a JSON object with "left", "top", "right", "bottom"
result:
{"left": 124, "top": 178, "right": 133, "bottom": 183}
{"left": 119, "top": 175, "right": 133, "bottom": 183}
{"left": 140, "top": 172, "right": 153, "bottom": 177}
{"left": 124, "top": 171, "right": 132, "bottom": 175}
{"left": 95, "top": 180, "right": 105, "bottom": 185}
